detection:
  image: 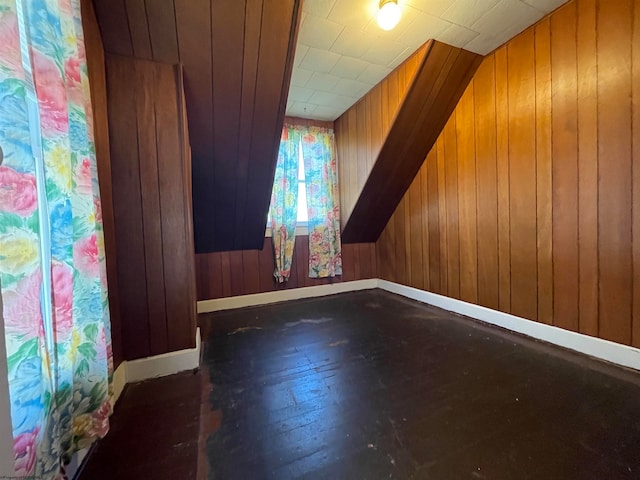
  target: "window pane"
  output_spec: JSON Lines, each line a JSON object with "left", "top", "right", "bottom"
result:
{"left": 297, "top": 181, "right": 308, "bottom": 222}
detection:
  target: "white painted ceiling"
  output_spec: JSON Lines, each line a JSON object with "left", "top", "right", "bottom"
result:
{"left": 286, "top": 0, "right": 568, "bottom": 121}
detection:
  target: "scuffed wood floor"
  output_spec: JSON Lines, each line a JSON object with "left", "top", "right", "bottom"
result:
{"left": 81, "top": 289, "right": 640, "bottom": 479}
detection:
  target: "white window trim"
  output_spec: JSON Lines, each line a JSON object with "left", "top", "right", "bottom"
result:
{"left": 265, "top": 223, "right": 309, "bottom": 238}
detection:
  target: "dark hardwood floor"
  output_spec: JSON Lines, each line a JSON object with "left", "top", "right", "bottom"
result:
{"left": 80, "top": 289, "right": 640, "bottom": 479}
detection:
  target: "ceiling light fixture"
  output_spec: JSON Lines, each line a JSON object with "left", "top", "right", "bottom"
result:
{"left": 377, "top": 0, "right": 401, "bottom": 31}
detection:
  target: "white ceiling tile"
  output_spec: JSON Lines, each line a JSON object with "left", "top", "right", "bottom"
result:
{"left": 329, "top": 28, "right": 372, "bottom": 58}
{"left": 293, "top": 44, "right": 309, "bottom": 67}
{"left": 305, "top": 71, "right": 342, "bottom": 91}
{"left": 463, "top": 33, "right": 503, "bottom": 55}
{"left": 298, "top": 14, "right": 345, "bottom": 50}
{"left": 471, "top": 0, "right": 545, "bottom": 42}
{"left": 288, "top": 102, "right": 317, "bottom": 117}
{"left": 361, "top": 5, "right": 420, "bottom": 43}
{"left": 521, "top": 0, "right": 568, "bottom": 13}
{"left": 290, "top": 68, "right": 313, "bottom": 87}
{"left": 307, "top": 90, "right": 340, "bottom": 106}
{"left": 288, "top": 85, "right": 315, "bottom": 102}
{"left": 358, "top": 63, "right": 392, "bottom": 85}
{"left": 330, "top": 56, "right": 370, "bottom": 80}
{"left": 396, "top": 10, "right": 453, "bottom": 47}
{"left": 287, "top": 0, "right": 569, "bottom": 120}
{"left": 437, "top": 23, "right": 481, "bottom": 49}
{"left": 441, "top": 0, "right": 502, "bottom": 29}
{"left": 404, "top": 0, "right": 456, "bottom": 17}
{"left": 361, "top": 41, "right": 409, "bottom": 66}
{"left": 310, "top": 105, "right": 344, "bottom": 120}
{"left": 332, "top": 78, "right": 372, "bottom": 98}
{"left": 302, "top": 0, "right": 337, "bottom": 18}
{"left": 327, "top": 0, "right": 376, "bottom": 31}
{"left": 386, "top": 46, "right": 413, "bottom": 69}
{"left": 300, "top": 47, "right": 342, "bottom": 73}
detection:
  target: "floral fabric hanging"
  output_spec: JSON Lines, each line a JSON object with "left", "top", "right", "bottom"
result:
{"left": 0, "top": 0, "right": 112, "bottom": 477}
{"left": 300, "top": 127, "right": 342, "bottom": 278}
{"left": 269, "top": 126, "right": 301, "bottom": 283}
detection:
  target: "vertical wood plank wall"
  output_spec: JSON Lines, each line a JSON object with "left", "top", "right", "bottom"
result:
{"left": 195, "top": 116, "right": 377, "bottom": 300}
{"left": 196, "top": 238, "right": 376, "bottom": 300}
{"left": 106, "top": 55, "right": 196, "bottom": 360}
{"left": 334, "top": 46, "right": 427, "bottom": 227}
{"left": 376, "top": 0, "right": 640, "bottom": 348}
{"left": 81, "top": 0, "right": 123, "bottom": 367}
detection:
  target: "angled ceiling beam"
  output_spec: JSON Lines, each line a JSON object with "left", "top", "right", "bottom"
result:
{"left": 338, "top": 40, "right": 483, "bottom": 243}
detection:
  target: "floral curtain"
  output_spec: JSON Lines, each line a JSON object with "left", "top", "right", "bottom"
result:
{"left": 300, "top": 127, "right": 342, "bottom": 278}
{"left": 269, "top": 126, "right": 301, "bottom": 283}
{"left": 0, "top": 0, "right": 112, "bottom": 478}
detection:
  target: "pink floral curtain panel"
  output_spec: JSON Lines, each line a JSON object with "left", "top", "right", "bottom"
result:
{"left": 268, "top": 124, "right": 342, "bottom": 280}
{"left": 269, "top": 126, "right": 301, "bottom": 283}
{"left": 0, "top": 0, "right": 112, "bottom": 478}
{"left": 300, "top": 127, "right": 342, "bottom": 278}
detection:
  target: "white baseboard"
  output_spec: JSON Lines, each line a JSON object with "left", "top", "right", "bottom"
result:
{"left": 108, "top": 327, "right": 201, "bottom": 404}
{"left": 378, "top": 279, "right": 640, "bottom": 372}
{"left": 110, "top": 361, "right": 127, "bottom": 408}
{"left": 197, "top": 279, "right": 378, "bottom": 313}
{"left": 125, "top": 327, "right": 201, "bottom": 383}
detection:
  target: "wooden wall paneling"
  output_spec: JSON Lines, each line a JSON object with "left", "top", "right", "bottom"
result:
{"left": 174, "top": 0, "right": 214, "bottom": 243}
{"left": 211, "top": 0, "right": 246, "bottom": 247}
{"left": 420, "top": 156, "right": 431, "bottom": 291}
{"left": 235, "top": 0, "right": 264, "bottom": 248}
{"left": 135, "top": 60, "right": 168, "bottom": 355}
{"left": 597, "top": 0, "right": 633, "bottom": 344}
{"left": 507, "top": 29, "right": 538, "bottom": 321}
{"left": 347, "top": 107, "right": 358, "bottom": 224}
{"left": 407, "top": 175, "right": 428, "bottom": 289}
{"left": 473, "top": 57, "right": 499, "bottom": 311}
{"left": 404, "top": 181, "right": 413, "bottom": 287}
{"left": 358, "top": 243, "right": 372, "bottom": 280}
{"left": 444, "top": 116, "right": 460, "bottom": 299}
{"left": 258, "top": 239, "right": 276, "bottom": 293}
{"left": 243, "top": 0, "right": 300, "bottom": 247}
{"left": 494, "top": 46, "right": 511, "bottom": 313}
{"left": 436, "top": 136, "right": 448, "bottom": 294}
{"left": 93, "top": 0, "right": 133, "bottom": 56}
{"left": 296, "top": 237, "right": 308, "bottom": 288}
{"left": 356, "top": 101, "right": 368, "bottom": 190}
{"left": 106, "top": 55, "right": 150, "bottom": 359}
{"left": 576, "top": 0, "right": 598, "bottom": 335}
{"left": 123, "top": 0, "right": 153, "bottom": 59}
{"left": 534, "top": 18, "right": 553, "bottom": 325}
{"left": 209, "top": 253, "right": 224, "bottom": 300}
{"left": 155, "top": 64, "right": 195, "bottom": 351}
{"left": 426, "top": 147, "right": 440, "bottom": 293}
{"left": 551, "top": 3, "right": 579, "bottom": 331}
{"left": 220, "top": 252, "right": 232, "bottom": 297}
{"left": 364, "top": 95, "right": 373, "bottom": 173}
{"left": 456, "top": 83, "right": 478, "bottom": 304}
{"left": 369, "top": 85, "right": 383, "bottom": 163}
{"left": 242, "top": 250, "right": 261, "bottom": 294}
{"left": 81, "top": 0, "right": 123, "bottom": 366}
{"left": 395, "top": 198, "right": 407, "bottom": 285}
{"left": 633, "top": 0, "right": 640, "bottom": 348}
{"left": 144, "top": 0, "right": 180, "bottom": 63}
{"left": 229, "top": 251, "right": 245, "bottom": 297}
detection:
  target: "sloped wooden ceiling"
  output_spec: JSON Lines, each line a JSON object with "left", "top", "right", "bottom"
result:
{"left": 93, "top": 0, "right": 301, "bottom": 252}
{"left": 336, "top": 40, "right": 483, "bottom": 243}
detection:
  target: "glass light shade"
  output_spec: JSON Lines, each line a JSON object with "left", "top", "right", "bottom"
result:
{"left": 377, "top": 1, "right": 401, "bottom": 31}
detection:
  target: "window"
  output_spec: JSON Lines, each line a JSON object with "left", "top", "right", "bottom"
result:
{"left": 266, "top": 140, "right": 308, "bottom": 235}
